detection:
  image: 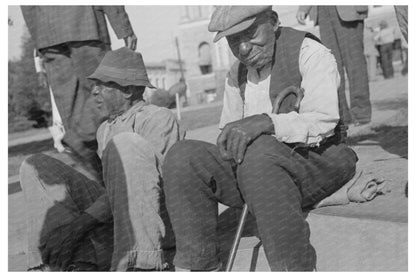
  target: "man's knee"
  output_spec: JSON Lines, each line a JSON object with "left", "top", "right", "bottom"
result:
{"left": 242, "top": 135, "right": 288, "bottom": 166}
{"left": 238, "top": 136, "right": 294, "bottom": 193}
{"left": 163, "top": 140, "right": 210, "bottom": 171}
{"left": 19, "top": 154, "right": 57, "bottom": 191}
{"left": 20, "top": 154, "right": 53, "bottom": 177}
{"left": 162, "top": 140, "right": 212, "bottom": 193}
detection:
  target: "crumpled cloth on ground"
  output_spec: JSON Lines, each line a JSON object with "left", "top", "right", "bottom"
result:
{"left": 314, "top": 170, "right": 391, "bottom": 208}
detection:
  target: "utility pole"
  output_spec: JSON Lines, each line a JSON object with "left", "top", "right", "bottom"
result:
{"left": 174, "top": 37, "right": 184, "bottom": 120}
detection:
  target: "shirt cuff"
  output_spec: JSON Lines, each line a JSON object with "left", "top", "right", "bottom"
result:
{"left": 266, "top": 112, "right": 324, "bottom": 146}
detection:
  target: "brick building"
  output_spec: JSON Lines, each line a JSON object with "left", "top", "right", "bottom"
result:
{"left": 176, "top": 6, "right": 235, "bottom": 105}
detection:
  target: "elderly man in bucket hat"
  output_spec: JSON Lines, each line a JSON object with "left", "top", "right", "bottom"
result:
{"left": 162, "top": 6, "right": 357, "bottom": 271}
{"left": 19, "top": 47, "right": 182, "bottom": 271}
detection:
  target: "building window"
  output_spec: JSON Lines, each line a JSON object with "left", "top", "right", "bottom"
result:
{"left": 198, "top": 42, "right": 213, "bottom": 75}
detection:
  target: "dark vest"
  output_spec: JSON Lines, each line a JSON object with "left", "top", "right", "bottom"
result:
{"left": 236, "top": 26, "right": 346, "bottom": 144}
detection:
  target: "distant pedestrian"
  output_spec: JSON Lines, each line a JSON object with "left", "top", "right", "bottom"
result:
{"left": 363, "top": 26, "right": 379, "bottom": 82}
{"left": 374, "top": 20, "right": 395, "bottom": 79}
{"left": 297, "top": 6, "right": 372, "bottom": 126}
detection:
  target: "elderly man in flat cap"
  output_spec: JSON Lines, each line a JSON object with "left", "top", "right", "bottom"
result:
{"left": 19, "top": 47, "right": 181, "bottom": 271}
{"left": 162, "top": 6, "right": 357, "bottom": 271}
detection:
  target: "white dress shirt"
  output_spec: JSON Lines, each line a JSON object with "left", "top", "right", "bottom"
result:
{"left": 219, "top": 38, "right": 341, "bottom": 146}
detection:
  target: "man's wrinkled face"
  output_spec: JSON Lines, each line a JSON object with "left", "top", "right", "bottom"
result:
{"left": 92, "top": 81, "right": 128, "bottom": 117}
{"left": 226, "top": 13, "right": 277, "bottom": 69}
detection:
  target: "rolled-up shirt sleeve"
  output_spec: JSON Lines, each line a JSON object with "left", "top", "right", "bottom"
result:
{"left": 266, "top": 38, "right": 341, "bottom": 146}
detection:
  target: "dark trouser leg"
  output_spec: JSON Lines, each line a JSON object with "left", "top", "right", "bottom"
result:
{"left": 237, "top": 136, "right": 357, "bottom": 271}
{"left": 163, "top": 137, "right": 357, "bottom": 271}
{"left": 163, "top": 140, "right": 244, "bottom": 270}
{"left": 335, "top": 19, "right": 371, "bottom": 124}
{"left": 236, "top": 138, "right": 313, "bottom": 271}
{"left": 65, "top": 41, "right": 110, "bottom": 141}
{"left": 318, "top": 6, "right": 351, "bottom": 124}
{"left": 380, "top": 43, "right": 394, "bottom": 78}
{"left": 42, "top": 41, "right": 109, "bottom": 168}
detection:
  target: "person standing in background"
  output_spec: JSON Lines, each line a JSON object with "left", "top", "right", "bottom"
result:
{"left": 21, "top": 6, "right": 137, "bottom": 170}
{"left": 363, "top": 26, "right": 380, "bottom": 82}
{"left": 297, "top": 6, "right": 372, "bottom": 126}
{"left": 374, "top": 20, "right": 396, "bottom": 79}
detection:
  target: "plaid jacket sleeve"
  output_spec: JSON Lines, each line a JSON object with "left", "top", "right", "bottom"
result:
{"left": 95, "top": 6, "right": 135, "bottom": 40}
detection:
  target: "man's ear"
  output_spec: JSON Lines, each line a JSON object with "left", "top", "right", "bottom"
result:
{"left": 123, "top": 86, "right": 134, "bottom": 99}
{"left": 270, "top": 11, "right": 280, "bottom": 32}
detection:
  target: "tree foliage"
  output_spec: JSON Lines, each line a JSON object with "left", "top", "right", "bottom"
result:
{"left": 8, "top": 27, "right": 51, "bottom": 130}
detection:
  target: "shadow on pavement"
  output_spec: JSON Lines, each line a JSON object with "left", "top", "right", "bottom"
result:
{"left": 347, "top": 125, "right": 408, "bottom": 159}
{"left": 9, "top": 139, "right": 54, "bottom": 157}
{"left": 372, "top": 97, "right": 407, "bottom": 111}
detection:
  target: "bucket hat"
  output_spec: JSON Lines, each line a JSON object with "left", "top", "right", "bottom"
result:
{"left": 88, "top": 47, "right": 155, "bottom": 88}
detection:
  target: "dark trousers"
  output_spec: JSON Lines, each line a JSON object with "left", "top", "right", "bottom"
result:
{"left": 379, "top": 43, "right": 395, "bottom": 79}
{"left": 318, "top": 6, "right": 372, "bottom": 124}
{"left": 40, "top": 40, "right": 110, "bottom": 161}
{"left": 162, "top": 136, "right": 357, "bottom": 271}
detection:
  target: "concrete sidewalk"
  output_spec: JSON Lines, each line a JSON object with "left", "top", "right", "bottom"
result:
{"left": 8, "top": 75, "right": 408, "bottom": 271}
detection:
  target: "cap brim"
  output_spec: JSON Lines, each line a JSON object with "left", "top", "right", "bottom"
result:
{"left": 88, "top": 72, "right": 156, "bottom": 89}
{"left": 213, "top": 16, "right": 256, "bottom": 42}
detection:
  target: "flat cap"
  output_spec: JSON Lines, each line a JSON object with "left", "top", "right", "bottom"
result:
{"left": 208, "top": 6, "right": 272, "bottom": 42}
{"left": 88, "top": 47, "right": 155, "bottom": 89}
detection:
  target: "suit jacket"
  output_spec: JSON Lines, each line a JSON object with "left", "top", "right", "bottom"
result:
{"left": 298, "top": 5, "right": 368, "bottom": 24}
{"left": 21, "top": 6, "right": 134, "bottom": 49}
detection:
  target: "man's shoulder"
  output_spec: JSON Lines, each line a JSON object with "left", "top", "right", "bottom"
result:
{"left": 138, "top": 104, "right": 176, "bottom": 120}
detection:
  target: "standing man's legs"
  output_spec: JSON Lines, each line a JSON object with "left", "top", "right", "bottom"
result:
{"left": 42, "top": 41, "right": 109, "bottom": 163}
{"left": 317, "top": 6, "right": 351, "bottom": 125}
{"left": 318, "top": 6, "right": 371, "bottom": 124}
{"left": 335, "top": 18, "right": 371, "bottom": 124}
{"left": 19, "top": 154, "right": 113, "bottom": 270}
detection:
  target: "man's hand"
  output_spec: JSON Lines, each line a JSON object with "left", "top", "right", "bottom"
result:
{"left": 38, "top": 72, "right": 48, "bottom": 88}
{"left": 124, "top": 34, "right": 138, "bottom": 51}
{"left": 296, "top": 10, "right": 307, "bottom": 25}
{"left": 217, "top": 114, "right": 274, "bottom": 164}
{"left": 40, "top": 213, "right": 99, "bottom": 270}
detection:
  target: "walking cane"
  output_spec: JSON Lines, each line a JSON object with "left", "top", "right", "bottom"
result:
{"left": 225, "top": 86, "right": 304, "bottom": 271}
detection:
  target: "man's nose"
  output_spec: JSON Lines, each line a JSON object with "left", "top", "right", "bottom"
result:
{"left": 238, "top": 42, "right": 252, "bottom": 57}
